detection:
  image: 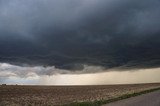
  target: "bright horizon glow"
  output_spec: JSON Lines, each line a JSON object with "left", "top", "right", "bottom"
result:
{"left": 2, "top": 67, "right": 160, "bottom": 85}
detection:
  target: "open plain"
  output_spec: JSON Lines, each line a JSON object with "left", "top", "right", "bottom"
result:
{"left": 0, "top": 83, "right": 160, "bottom": 106}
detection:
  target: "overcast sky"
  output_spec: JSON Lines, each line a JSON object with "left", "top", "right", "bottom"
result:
{"left": 0, "top": 0, "right": 160, "bottom": 84}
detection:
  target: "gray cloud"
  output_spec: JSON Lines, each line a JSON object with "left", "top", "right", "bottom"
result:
{"left": 1, "top": 62, "right": 160, "bottom": 85}
{"left": 0, "top": 63, "right": 69, "bottom": 78}
{"left": 0, "top": 63, "right": 105, "bottom": 76}
{"left": 0, "top": 0, "right": 160, "bottom": 71}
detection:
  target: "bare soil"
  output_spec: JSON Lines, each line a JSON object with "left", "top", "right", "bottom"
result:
{"left": 0, "top": 83, "right": 160, "bottom": 106}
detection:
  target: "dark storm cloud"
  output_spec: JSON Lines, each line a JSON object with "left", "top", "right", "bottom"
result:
{"left": 0, "top": 0, "right": 160, "bottom": 71}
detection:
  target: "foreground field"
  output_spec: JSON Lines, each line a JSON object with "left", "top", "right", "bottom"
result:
{"left": 103, "top": 90, "right": 160, "bottom": 106}
{"left": 0, "top": 83, "right": 160, "bottom": 106}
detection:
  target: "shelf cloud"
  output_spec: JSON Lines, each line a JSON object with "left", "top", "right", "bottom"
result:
{"left": 0, "top": 0, "right": 160, "bottom": 72}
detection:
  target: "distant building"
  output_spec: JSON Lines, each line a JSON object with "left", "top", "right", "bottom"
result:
{"left": 2, "top": 84, "right": 7, "bottom": 86}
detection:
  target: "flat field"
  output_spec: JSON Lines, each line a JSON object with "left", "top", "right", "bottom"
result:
{"left": 0, "top": 83, "right": 160, "bottom": 106}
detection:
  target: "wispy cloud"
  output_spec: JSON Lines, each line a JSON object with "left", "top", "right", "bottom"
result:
{"left": 1, "top": 62, "right": 160, "bottom": 85}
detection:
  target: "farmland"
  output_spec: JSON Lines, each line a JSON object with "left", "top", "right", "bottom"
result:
{"left": 0, "top": 83, "right": 160, "bottom": 106}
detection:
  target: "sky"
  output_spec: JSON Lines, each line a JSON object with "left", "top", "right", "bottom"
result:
{"left": 0, "top": 0, "right": 160, "bottom": 85}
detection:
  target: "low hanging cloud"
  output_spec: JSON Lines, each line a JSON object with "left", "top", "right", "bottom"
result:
{"left": 0, "top": 62, "right": 105, "bottom": 83}
{"left": 0, "top": 0, "right": 160, "bottom": 71}
{"left": 0, "top": 63, "right": 105, "bottom": 78}
{"left": 0, "top": 63, "right": 69, "bottom": 78}
{"left": 1, "top": 62, "right": 160, "bottom": 85}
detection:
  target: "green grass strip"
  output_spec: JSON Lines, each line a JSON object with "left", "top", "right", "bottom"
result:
{"left": 64, "top": 87, "right": 160, "bottom": 106}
